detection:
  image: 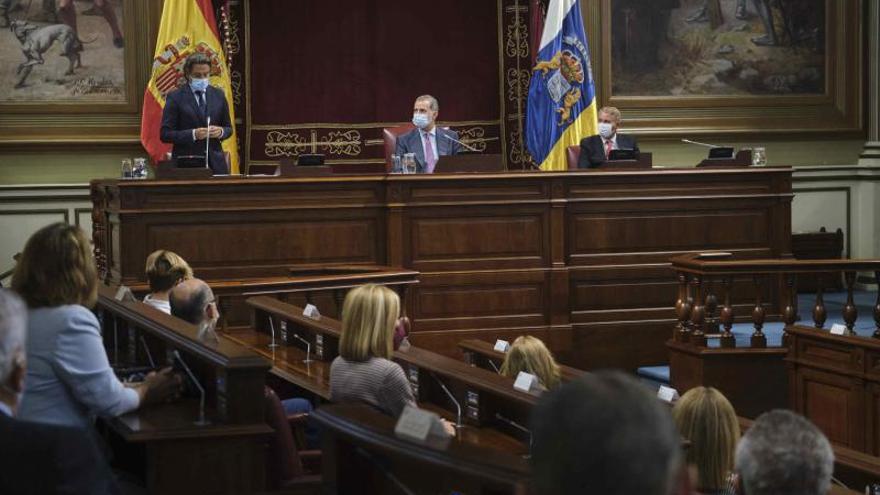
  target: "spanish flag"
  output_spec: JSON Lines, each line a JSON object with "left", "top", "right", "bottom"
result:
{"left": 140, "top": 0, "right": 240, "bottom": 174}
{"left": 525, "top": 0, "right": 597, "bottom": 171}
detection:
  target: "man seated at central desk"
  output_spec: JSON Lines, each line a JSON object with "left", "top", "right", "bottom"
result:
{"left": 394, "top": 94, "right": 462, "bottom": 173}
{"left": 577, "top": 106, "right": 640, "bottom": 168}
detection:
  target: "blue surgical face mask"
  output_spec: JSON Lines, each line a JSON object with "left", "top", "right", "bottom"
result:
{"left": 412, "top": 113, "right": 431, "bottom": 129}
{"left": 598, "top": 122, "right": 614, "bottom": 139}
{"left": 190, "top": 77, "right": 209, "bottom": 92}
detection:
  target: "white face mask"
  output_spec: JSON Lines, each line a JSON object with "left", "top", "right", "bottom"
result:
{"left": 598, "top": 122, "right": 615, "bottom": 139}
{"left": 412, "top": 113, "right": 431, "bottom": 130}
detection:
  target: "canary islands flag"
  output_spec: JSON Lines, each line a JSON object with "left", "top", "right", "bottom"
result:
{"left": 140, "top": 0, "right": 240, "bottom": 174}
{"left": 525, "top": 0, "right": 597, "bottom": 171}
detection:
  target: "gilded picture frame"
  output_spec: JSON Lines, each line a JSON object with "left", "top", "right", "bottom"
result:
{"left": 584, "top": 0, "right": 863, "bottom": 136}
{"left": 0, "top": 0, "right": 161, "bottom": 147}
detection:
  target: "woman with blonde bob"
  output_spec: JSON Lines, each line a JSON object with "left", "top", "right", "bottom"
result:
{"left": 672, "top": 386, "right": 740, "bottom": 495}
{"left": 143, "top": 249, "right": 193, "bottom": 314}
{"left": 330, "top": 284, "right": 413, "bottom": 416}
{"left": 500, "top": 335, "right": 561, "bottom": 390}
{"left": 13, "top": 223, "right": 179, "bottom": 429}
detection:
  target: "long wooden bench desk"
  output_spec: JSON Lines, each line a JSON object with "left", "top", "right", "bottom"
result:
{"left": 92, "top": 167, "right": 793, "bottom": 370}
{"left": 96, "top": 285, "right": 273, "bottom": 495}
{"left": 313, "top": 404, "right": 531, "bottom": 495}
{"left": 458, "top": 338, "right": 586, "bottom": 382}
{"left": 229, "top": 296, "right": 535, "bottom": 452}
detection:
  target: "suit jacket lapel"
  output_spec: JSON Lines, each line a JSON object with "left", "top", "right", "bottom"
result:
{"left": 436, "top": 128, "right": 448, "bottom": 156}
{"left": 184, "top": 86, "right": 206, "bottom": 126}
{"left": 410, "top": 131, "right": 426, "bottom": 170}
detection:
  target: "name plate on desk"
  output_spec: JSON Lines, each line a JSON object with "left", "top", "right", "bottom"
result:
{"left": 830, "top": 324, "right": 847, "bottom": 335}
{"left": 658, "top": 385, "right": 680, "bottom": 403}
{"left": 494, "top": 339, "right": 510, "bottom": 352}
{"left": 513, "top": 372, "right": 538, "bottom": 393}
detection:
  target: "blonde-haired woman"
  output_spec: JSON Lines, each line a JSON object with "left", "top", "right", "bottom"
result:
{"left": 143, "top": 250, "right": 193, "bottom": 314}
{"left": 500, "top": 335, "right": 561, "bottom": 390}
{"left": 672, "top": 386, "right": 739, "bottom": 495}
{"left": 330, "top": 284, "right": 413, "bottom": 416}
{"left": 13, "top": 223, "right": 179, "bottom": 429}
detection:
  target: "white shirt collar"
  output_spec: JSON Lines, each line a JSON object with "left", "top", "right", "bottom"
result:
{"left": 422, "top": 127, "right": 437, "bottom": 138}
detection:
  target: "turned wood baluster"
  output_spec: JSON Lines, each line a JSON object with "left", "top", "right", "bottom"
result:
{"left": 813, "top": 275, "right": 827, "bottom": 329}
{"left": 674, "top": 273, "right": 690, "bottom": 341}
{"left": 705, "top": 288, "right": 719, "bottom": 335}
{"left": 690, "top": 275, "right": 707, "bottom": 347}
{"left": 751, "top": 275, "right": 767, "bottom": 348}
{"left": 333, "top": 289, "right": 346, "bottom": 320}
{"left": 719, "top": 276, "right": 735, "bottom": 348}
{"left": 218, "top": 294, "right": 229, "bottom": 332}
{"left": 843, "top": 271, "right": 858, "bottom": 336}
{"left": 781, "top": 273, "right": 798, "bottom": 346}
{"left": 873, "top": 271, "right": 880, "bottom": 339}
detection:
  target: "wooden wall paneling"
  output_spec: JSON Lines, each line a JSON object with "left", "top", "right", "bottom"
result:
{"left": 799, "top": 366, "right": 863, "bottom": 451}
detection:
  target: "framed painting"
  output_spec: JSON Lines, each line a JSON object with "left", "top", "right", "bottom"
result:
{"left": 586, "top": 0, "right": 863, "bottom": 136}
{"left": 0, "top": 0, "right": 160, "bottom": 146}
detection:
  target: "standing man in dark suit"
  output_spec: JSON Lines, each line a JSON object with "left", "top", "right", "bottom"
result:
{"left": 577, "top": 106, "right": 639, "bottom": 169}
{"left": 160, "top": 53, "right": 233, "bottom": 175}
{"left": 0, "top": 290, "right": 118, "bottom": 495}
{"left": 394, "top": 95, "right": 462, "bottom": 174}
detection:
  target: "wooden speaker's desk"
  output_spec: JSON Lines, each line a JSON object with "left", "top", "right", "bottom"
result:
{"left": 91, "top": 167, "right": 792, "bottom": 369}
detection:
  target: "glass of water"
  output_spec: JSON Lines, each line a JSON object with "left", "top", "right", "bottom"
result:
{"left": 391, "top": 154, "right": 402, "bottom": 174}
{"left": 121, "top": 158, "right": 133, "bottom": 179}
{"left": 752, "top": 147, "right": 767, "bottom": 167}
{"left": 403, "top": 153, "right": 417, "bottom": 174}
{"left": 133, "top": 157, "right": 148, "bottom": 179}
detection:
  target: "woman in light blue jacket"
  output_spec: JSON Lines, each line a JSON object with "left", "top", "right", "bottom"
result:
{"left": 12, "top": 223, "right": 178, "bottom": 429}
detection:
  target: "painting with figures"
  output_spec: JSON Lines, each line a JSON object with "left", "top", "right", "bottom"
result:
{"left": 611, "top": 0, "right": 825, "bottom": 96}
{"left": 0, "top": 0, "right": 125, "bottom": 102}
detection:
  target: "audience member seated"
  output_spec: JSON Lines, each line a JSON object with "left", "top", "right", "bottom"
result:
{"left": 169, "top": 278, "right": 315, "bottom": 431}
{"left": 330, "top": 284, "right": 455, "bottom": 434}
{"left": 0, "top": 289, "right": 119, "bottom": 494}
{"left": 12, "top": 223, "right": 180, "bottom": 429}
{"left": 734, "top": 409, "right": 834, "bottom": 495}
{"left": 673, "top": 387, "right": 739, "bottom": 495}
{"left": 143, "top": 249, "right": 193, "bottom": 314}
{"left": 531, "top": 370, "right": 693, "bottom": 495}
{"left": 499, "top": 335, "right": 561, "bottom": 390}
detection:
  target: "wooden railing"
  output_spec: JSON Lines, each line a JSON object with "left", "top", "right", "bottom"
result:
{"left": 670, "top": 253, "right": 880, "bottom": 348}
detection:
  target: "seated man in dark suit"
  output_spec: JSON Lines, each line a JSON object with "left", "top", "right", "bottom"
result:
{"left": 0, "top": 290, "right": 118, "bottom": 495}
{"left": 160, "top": 53, "right": 234, "bottom": 175}
{"left": 394, "top": 95, "right": 462, "bottom": 173}
{"left": 577, "top": 106, "right": 640, "bottom": 168}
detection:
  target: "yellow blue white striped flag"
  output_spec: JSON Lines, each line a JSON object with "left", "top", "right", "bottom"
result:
{"left": 526, "top": 0, "right": 598, "bottom": 171}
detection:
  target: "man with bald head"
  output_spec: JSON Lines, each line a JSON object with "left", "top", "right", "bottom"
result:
{"left": 170, "top": 278, "right": 219, "bottom": 343}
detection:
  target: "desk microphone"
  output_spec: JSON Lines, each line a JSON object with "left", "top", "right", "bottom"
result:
{"left": 681, "top": 138, "right": 724, "bottom": 148}
{"left": 290, "top": 333, "right": 313, "bottom": 364}
{"left": 139, "top": 335, "right": 156, "bottom": 369}
{"left": 488, "top": 360, "right": 501, "bottom": 374}
{"left": 267, "top": 317, "right": 280, "bottom": 349}
{"left": 172, "top": 350, "right": 209, "bottom": 426}
{"left": 205, "top": 116, "right": 211, "bottom": 169}
{"left": 444, "top": 132, "right": 480, "bottom": 152}
{"left": 495, "top": 412, "right": 532, "bottom": 456}
{"left": 430, "top": 372, "right": 463, "bottom": 430}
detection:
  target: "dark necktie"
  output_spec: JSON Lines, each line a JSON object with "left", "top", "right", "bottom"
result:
{"left": 195, "top": 90, "right": 206, "bottom": 117}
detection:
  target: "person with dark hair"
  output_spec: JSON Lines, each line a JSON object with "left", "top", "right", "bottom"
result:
{"left": 734, "top": 409, "right": 834, "bottom": 495}
{"left": 12, "top": 223, "right": 180, "bottom": 429}
{"left": 0, "top": 289, "right": 119, "bottom": 495}
{"left": 531, "top": 370, "right": 692, "bottom": 495}
{"left": 160, "top": 52, "right": 234, "bottom": 174}
{"left": 144, "top": 249, "right": 193, "bottom": 314}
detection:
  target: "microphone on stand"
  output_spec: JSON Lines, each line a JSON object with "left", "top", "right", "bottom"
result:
{"left": 488, "top": 360, "right": 501, "bottom": 374}
{"left": 681, "top": 138, "right": 725, "bottom": 148}
{"left": 205, "top": 116, "right": 211, "bottom": 169}
{"left": 172, "top": 350, "right": 209, "bottom": 426}
{"left": 290, "top": 333, "right": 313, "bottom": 364}
{"left": 495, "top": 412, "right": 533, "bottom": 456}
{"left": 430, "top": 372, "right": 463, "bottom": 430}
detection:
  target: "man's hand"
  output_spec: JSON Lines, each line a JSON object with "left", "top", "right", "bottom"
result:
{"left": 207, "top": 126, "right": 223, "bottom": 139}
{"left": 194, "top": 127, "right": 209, "bottom": 140}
